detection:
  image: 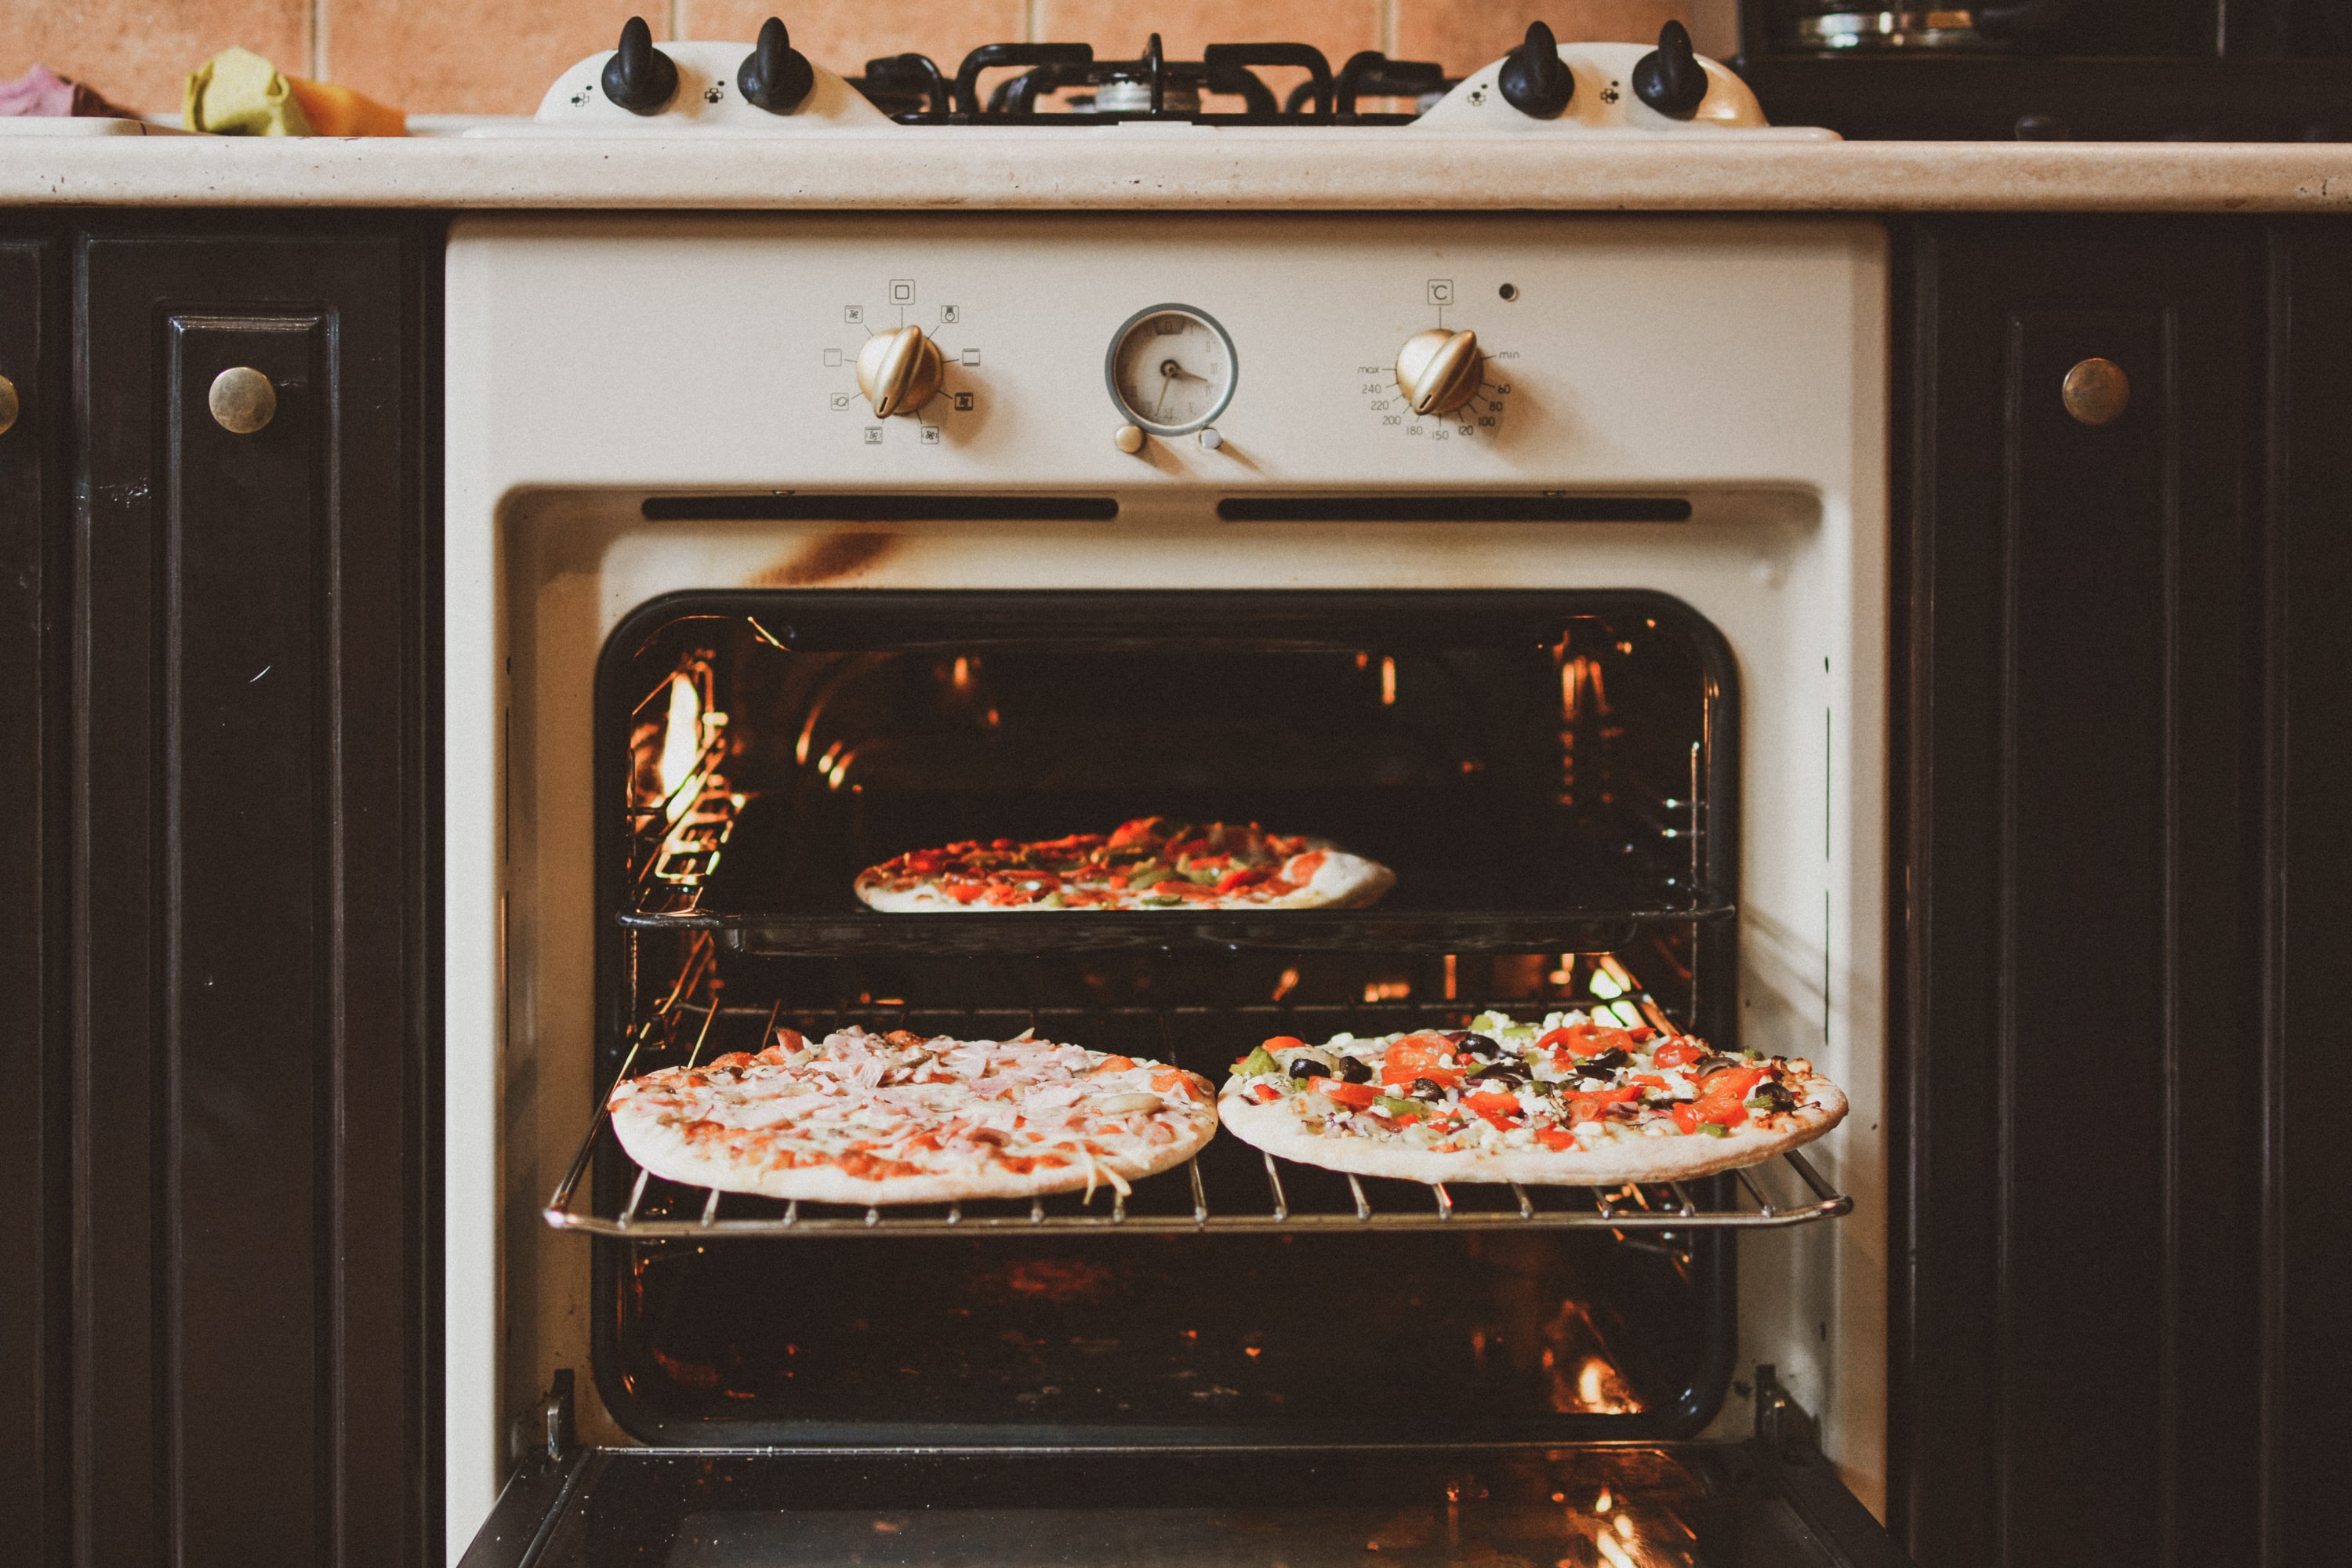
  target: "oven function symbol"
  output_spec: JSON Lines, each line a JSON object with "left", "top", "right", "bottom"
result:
{"left": 844, "top": 304, "right": 863, "bottom": 325}
{"left": 863, "top": 426, "right": 883, "bottom": 444}
{"left": 830, "top": 393, "right": 853, "bottom": 410}
{"left": 953, "top": 392, "right": 974, "bottom": 412}
{"left": 920, "top": 426, "right": 942, "bottom": 445}
{"left": 1105, "top": 303, "right": 1237, "bottom": 438}
{"left": 1427, "top": 278, "right": 1454, "bottom": 306}
{"left": 889, "top": 278, "right": 916, "bottom": 304}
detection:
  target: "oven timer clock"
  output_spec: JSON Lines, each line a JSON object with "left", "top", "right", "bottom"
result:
{"left": 1105, "top": 303, "right": 1238, "bottom": 453}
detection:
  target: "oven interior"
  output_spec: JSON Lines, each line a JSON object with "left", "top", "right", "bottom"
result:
{"left": 586, "top": 590, "right": 1752, "bottom": 1447}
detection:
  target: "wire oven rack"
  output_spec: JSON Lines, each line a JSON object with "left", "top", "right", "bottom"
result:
{"left": 544, "top": 1094, "right": 1852, "bottom": 1240}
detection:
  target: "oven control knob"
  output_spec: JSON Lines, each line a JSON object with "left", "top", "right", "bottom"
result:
{"left": 1633, "top": 21, "right": 1709, "bottom": 121}
{"left": 1498, "top": 22, "right": 1574, "bottom": 120}
{"left": 856, "top": 325, "right": 944, "bottom": 417}
{"left": 602, "top": 16, "right": 679, "bottom": 116}
{"left": 1394, "top": 328, "right": 1483, "bottom": 417}
{"left": 738, "top": 17, "right": 815, "bottom": 114}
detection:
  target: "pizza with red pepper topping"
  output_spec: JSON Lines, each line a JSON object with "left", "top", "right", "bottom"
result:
{"left": 608, "top": 1025, "right": 1219, "bottom": 1204}
{"left": 1216, "top": 1009, "right": 1846, "bottom": 1184}
{"left": 854, "top": 817, "right": 1396, "bottom": 913}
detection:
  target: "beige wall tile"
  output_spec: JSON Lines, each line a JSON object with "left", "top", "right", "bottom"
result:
{"left": 681, "top": 1, "right": 1027, "bottom": 78}
{"left": 1395, "top": 1, "right": 1690, "bottom": 76}
{"left": 1036, "top": 0, "right": 1381, "bottom": 62}
{"left": 2, "top": 0, "right": 310, "bottom": 115}
{"left": 326, "top": 0, "right": 659, "bottom": 117}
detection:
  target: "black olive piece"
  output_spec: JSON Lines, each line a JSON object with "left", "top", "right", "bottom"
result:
{"left": 1692, "top": 1055, "right": 1738, "bottom": 1077}
{"left": 1461, "top": 1033, "right": 1501, "bottom": 1056}
{"left": 1581, "top": 1047, "right": 1630, "bottom": 1073}
{"left": 1408, "top": 1077, "right": 1447, "bottom": 1100}
{"left": 1290, "top": 1058, "right": 1334, "bottom": 1083}
{"left": 1472, "top": 1062, "right": 1528, "bottom": 1085}
{"left": 1335, "top": 1056, "right": 1373, "bottom": 1083}
{"left": 1440, "top": 1030, "right": 1472, "bottom": 1044}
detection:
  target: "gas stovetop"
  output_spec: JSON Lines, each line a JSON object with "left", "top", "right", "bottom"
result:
{"left": 471, "top": 14, "right": 1834, "bottom": 140}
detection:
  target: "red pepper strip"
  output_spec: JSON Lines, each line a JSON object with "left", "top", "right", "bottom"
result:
{"left": 1250, "top": 1083, "right": 1280, "bottom": 1103}
{"left": 946, "top": 881, "right": 986, "bottom": 905}
{"left": 1462, "top": 1090, "right": 1524, "bottom": 1128}
{"left": 1214, "top": 867, "right": 1269, "bottom": 892}
{"left": 1698, "top": 1065, "right": 1769, "bottom": 1100}
{"left": 1381, "top": 1034, "right": 1463, "bottom": 1087}
{"left": 1650, "top": 1038, "right": 1704, "bottom": 1068}
{"left": 1316, "top": 1080, "right": 1378, "bottom": 1110}
{"left": 1261, "top": 1035, "right": 1308, "bottom": 1053}
{"left": 1535, "top": 1126, "right": 1576, "bottom": 1151}
{"left": 1671, "top": 1103, "right": 1701, "bottom": 1134}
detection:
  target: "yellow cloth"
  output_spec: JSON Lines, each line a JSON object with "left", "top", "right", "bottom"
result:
{"left": 183, "top": 48, "right": 405, "bottom": 137}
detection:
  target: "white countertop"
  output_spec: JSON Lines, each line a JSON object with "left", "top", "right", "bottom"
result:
{"left": 4, "top": 130, "right": 2350, "bottom": 212}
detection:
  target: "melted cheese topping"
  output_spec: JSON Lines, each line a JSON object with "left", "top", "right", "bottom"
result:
{"left": 610, "top": 1025, "right": 1214, "bottom": 1189}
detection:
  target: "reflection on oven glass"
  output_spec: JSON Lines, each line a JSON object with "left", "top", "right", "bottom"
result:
{"left": 659, "top": 1460, "right": 1716, "bottom": 1568}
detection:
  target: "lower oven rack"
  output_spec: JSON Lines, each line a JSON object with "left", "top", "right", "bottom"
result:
{"left": 544, "top": 1112, "right": 1852, "bottom": 1240}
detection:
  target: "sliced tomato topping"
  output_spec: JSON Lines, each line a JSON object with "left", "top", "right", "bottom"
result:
{"left": 1671, "top": 1102, "right": 1701, "bottom": 1134}
{"left": 1261, "top": 1036, "right": 1308, "bottom": 1053}
{"left": 1285, "top": 849, "right": 1328, "bottom": 881}
{"left": 1215, "top": 867, "right": 1270, "bottom": 892}
{"left": 1650, "top": 1037, "right": 1704, "bottom": 1068}
{"left": 946, "top": 880, "right": 986, "bottom": 905}
{"left": 1152, "top": 1069, "right": 1203, "bottom": 1101}
{"left": 1380, "top": 1033, "right": 1463, "bottom": 1087}
{"left": 1090, "top": 1055, "right": 1138, "bottom": 1075}
{"left": 1250, "top": 1083, "right": 1281, "bottom": 1103}
{"left": 1316, "top": 1080, "right": 1378, "bottom": 1110}
{"left": 1694, "top": 1100, "right": 1749, "bottom": 1128}
{"left": 1535, "top": 1126, "right": 1577, "bottom": 1152}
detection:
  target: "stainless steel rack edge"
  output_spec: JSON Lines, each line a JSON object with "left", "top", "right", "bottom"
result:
{"left": 544, "top": 1109, "right": 1852, "bottom": 1239}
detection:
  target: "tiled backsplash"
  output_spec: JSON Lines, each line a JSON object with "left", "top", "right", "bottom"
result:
{"left": 3, "top": 0, "right": 1724, "bottom": 118}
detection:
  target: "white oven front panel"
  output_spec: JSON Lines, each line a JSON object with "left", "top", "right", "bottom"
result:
{"left": 443, "top": 213, "right": 1888, "bottom": 1562}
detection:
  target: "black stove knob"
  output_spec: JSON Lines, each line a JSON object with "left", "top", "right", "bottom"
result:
{"left": 1497, "top": 21, "right": 1573, "bottom": 120}
{"left": 739, "top": 17, "right": 815, "bottom": 114}
{"left": 1632, "top": 20, "right": 1708, "bottom": 121}
{"left": 602, "top": 16, "right": 678, "bottom": 115}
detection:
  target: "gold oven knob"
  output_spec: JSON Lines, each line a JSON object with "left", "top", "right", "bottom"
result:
{"left": 2062, "top": 357, "right": 2130, "bottom": 426}
{"left": 856, "top": 325, "right": 945, "bottom": 418}
{"left": 1395, "top": 328, "right": 1484, "bottom": 417}
{"left": 0, "top": 373, "right": 18, "bottom": 435}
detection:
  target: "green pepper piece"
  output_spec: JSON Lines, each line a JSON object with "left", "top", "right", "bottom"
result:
{"left": 1123, "top": 861, "right": 1167, "bottom": 888}
{"left": 1377, "top": 1095, "right": 1423, "bottom": 1118}
{"left": 1236, "top": 1045, "right": 1281, "bottom": 1079}
{"left": 1698, "top": 1122, "right": 1730, "bottom": 1138}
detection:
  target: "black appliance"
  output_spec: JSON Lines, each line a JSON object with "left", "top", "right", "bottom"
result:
{"left": 1738, "top": 0, "right": 2352, "bottom": 138}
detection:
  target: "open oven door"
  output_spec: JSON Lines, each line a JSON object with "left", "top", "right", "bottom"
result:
{"left": 459, "top": 1368, "right": 1908, "bottom": 1568}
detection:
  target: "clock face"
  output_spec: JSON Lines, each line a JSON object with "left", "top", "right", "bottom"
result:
{"left": 1106, "top": 306, "right": 1237, "bottom": 435}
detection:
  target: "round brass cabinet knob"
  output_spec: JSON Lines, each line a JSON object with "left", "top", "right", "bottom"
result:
{"left": 855, "top": 325, "right": 944, "bottom": 418}
{"left": 1395, "top": 327, "right": 1484, "bottom": 417}
{"left": 1112, "top": 423, "right": 1146, "bottom": 454}
{"left": 209, "top": 367, "right": 277, "bottom": 434}
{"left": 2063, "top": 358, "right": 2130, "bottom": 426}
{"left": 0, "top": 374, "right": 18, "bottom": 436}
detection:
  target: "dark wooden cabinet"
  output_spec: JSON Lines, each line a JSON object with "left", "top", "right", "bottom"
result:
{"left": 0, "top": 229, "right": 69, "bottom": 1568}
{"left": 0, "top": 217, "right": 439, "bottom": 1568}
{"left": 1893, "top": 216, "right": 2352, "bottom": 1568}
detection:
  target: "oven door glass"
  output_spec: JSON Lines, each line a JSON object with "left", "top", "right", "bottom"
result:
{"left": 588, "top": 591, "right": 1766, "bottom": 1447}
{"left": 460, "top": 1445, "right": 1909, "bottom": 1568}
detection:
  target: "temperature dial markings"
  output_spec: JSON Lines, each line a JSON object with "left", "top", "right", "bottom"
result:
{"left": 1361, "top": 361, "right": 1512, "bottom": 441}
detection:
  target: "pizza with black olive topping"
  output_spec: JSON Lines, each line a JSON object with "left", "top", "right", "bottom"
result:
{"left": 855, "top": 816, "right": 1395, "bottom": 913}
{"left": 1217, "top": 1010, "right": 1846, "bottom": 1185}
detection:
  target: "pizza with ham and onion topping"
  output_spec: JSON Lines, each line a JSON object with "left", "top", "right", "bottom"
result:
{"left": 1217, "top": 1010, "right": 1846, "bottom": 1185}
{"left": 607, "top": 1025, "right": 1219, "bottom": 1204}
{"left": 853, "top": 816, "right": 1396, "bottom": 913}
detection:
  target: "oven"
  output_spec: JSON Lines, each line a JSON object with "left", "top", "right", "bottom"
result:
{"left": 443, "top": 209, "right": 1892, "bottom": 1565}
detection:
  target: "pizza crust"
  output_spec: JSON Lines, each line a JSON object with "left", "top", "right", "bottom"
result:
{"left": 1218, "top": 1078, "right": 1846, "bottom": 1186}
{"left": 855, "top": 848, "right": 1394, "bottom": 913}
{"left": 607, "top": 1031, "right": 1220, "bottom": 1206}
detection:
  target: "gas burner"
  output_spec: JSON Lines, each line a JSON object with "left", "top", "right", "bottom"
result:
{"left": 851, "top": 34, "right": 1447, "bottom": 125}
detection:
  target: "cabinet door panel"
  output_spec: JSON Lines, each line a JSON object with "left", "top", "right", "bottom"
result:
{"left": 75, "top": 231, "right": 425, "bottom": 1568}
{"left": 0, "top": 229, "right": 66, "bottom": 1568}
{"left": 1897, "top": 219, "right": 2263, "bottom": 1568}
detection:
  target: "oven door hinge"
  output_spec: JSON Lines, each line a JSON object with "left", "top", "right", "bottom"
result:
{"left": 509, "top": 1368, "right": 576, "bottom": 1469}
{"left": 1753, "top": 1363, "right": 1820, "bottom": 1459}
